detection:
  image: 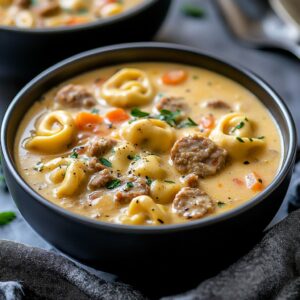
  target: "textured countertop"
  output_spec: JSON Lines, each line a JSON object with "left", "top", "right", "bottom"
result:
{"left": 0, "top": 0, "right": 299, "bottom": 275}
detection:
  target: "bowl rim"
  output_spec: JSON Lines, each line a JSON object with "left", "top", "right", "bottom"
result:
{"left": 0, "top": 0, "right": 160, "bottom": 34}
{"left": 1, "top": 42, "right": 297, "bottom": 234}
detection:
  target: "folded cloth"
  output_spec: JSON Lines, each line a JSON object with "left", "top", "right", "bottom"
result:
{"left": 0, "top": 240, "right": 145, "bottom": 300}
{"left": 0, "top": 282, "right": 23, "bottom": 300}
{"left": 163, "top": 208, "right": 300, "bottom": 300}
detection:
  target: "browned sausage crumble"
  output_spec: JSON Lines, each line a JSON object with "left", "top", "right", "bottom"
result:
{"left": 86, "top": 137, "right": 117, "bottom": 158}
{"left": 114, "top": 176, "right": 150, "bottom": 204}
{"left": 171, "top": 135, "right": 227, "bottom": 177}
{"left": 173, "top": 187, "right": 215, "bottom": 219}
{"left": 88, "top": 169, "right": 114, "bottom": 190}
{"left": 55, "top": 84, "right": 96, "bottom": 108}
{"left": 206, "top": 100, "right": 231, "bottom": 109}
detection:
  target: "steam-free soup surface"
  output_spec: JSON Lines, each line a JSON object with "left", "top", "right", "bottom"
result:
{"left": 0, "top": 0, "right": 142, "bottom": 28}
{"left": 15, "top": 62, "right": 282, "bottom": 225}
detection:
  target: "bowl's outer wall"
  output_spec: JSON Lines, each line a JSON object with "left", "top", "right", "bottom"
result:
{"left": 0, "top": 0, "right": 171, "bottom": 80}
{"left": 1, "top": 46, "right": 296, "bottom": 296}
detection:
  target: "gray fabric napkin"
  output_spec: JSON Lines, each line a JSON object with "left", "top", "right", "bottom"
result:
{"left": 0, "top": 240, "right": 145, "bottom": 300}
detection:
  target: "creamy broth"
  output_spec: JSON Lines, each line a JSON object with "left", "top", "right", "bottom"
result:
{"left": 15, "top": 63, "right": 282, "bottom": 225}
{"left": 0, "top": 0, "right": 143, "bottom": 28}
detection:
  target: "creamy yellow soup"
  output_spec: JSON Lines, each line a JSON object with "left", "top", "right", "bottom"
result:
{"left": 0, "top": 0, "right": 143, "bottom": 28}
{"left": 15, "top": 63, "right": 282, "bottom": 225}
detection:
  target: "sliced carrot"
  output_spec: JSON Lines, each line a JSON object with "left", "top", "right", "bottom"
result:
{"left": 65, "top": 16, "right": 89, "bottom": 26}
{"left": 75, "top": 112, "right": 103, "bottom": 131}
{"left": 105, "top": 108, "right": 129, "bottom": 123}
{"left": 162, "top": 70, "right": 188, "bottom": 85}
{"left": 245, "top": 172, "right": 264, "bottom": 192}
{"left": 200, "top": 114, "right": 215, "bottom": 130}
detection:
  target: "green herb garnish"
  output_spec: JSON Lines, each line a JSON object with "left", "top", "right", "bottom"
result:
{"left": 231, "top": 121, "right": 245, "bottom": 133}
{"left": 99, "top": 157, "right": 112, "bottom": 168}
{"left": 0, "top": 211, "right": 16, "bottom": 226}
{"left": 70, "top": 150, "right": 78, "bottom": 159}
{"left": 182, "top": 4, "right": 205, "bottom": 18}
{"left": 217, "top": 201, "right": 226, "bottom": 208}
{"left": 178, "top": 117, "right": 198, "bottom": 128}
{"left": 125, "top": 182, "right": 134, "bottom": 189}
{"left": 158, "top": 109, "right": 181, "bottom": 127}
{"left": 91, "top": 108, "right": 100, "bottom": 114}
{"left": 164, "top": 180, "right": 175, "bottom": 184}
{"left": 236, "top": 137, "right": 245, "bottom": 143}
{"left": 106, "top": 179, "right": 121, "bottom": 190}
{"left": 131, "top": 108, "right": 149, "bottom": 118}
{"left": 257, "top": 136, "right": 265, "bottom": 139}
{"left": 146, "top": 176, "right": 152, "bottom": 186}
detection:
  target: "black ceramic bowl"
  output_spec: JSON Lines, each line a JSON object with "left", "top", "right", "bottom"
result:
{"left": 0, "top": 0, "right": 171, "bottom": 81}
{"left": 1, "top": 43, "right": 297, "bottom": 297}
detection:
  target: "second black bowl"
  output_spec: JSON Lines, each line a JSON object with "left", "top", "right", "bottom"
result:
{"left": 0, "top": 0, "right": 171, "bottom": 81}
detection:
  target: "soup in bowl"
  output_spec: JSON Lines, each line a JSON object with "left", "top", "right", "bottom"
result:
{"left": 0, "top": 0, "right": 143, "bottom": 28}
{"left": 1, "top": 43, "right": 296, "bottom": 295}
{"left": 15, "top": 62, "right": 282, "bottom": 226}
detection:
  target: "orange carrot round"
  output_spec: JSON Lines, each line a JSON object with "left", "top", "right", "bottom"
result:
{"left": 245, "top": 172, "right": 264, "bottom": 192}
{"left": 162, "top": 70, "right": 188, "bottom": 85}
{"left": 105, "top": 108, "right": 129, "bottom": 123}
{"left": 75, "top": 112, "right": 103, "bottom": 130}
{"left": 200, "top": 114, "right": 215, "bottom": 129}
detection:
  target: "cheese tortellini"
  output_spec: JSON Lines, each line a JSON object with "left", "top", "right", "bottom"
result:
{"left": 210, "top": 113, "right": 265, "bottom": 158}
{"left": 120, "top": 119, "right": 175, "bottom": 152}
{"left": 150, "top": 180, "right": 181, "bottom": 204}
{"left": 26, "top": 111, "right": 76, "bottom": 154}
{"left": 42, "top": 158, "right": 86, "bottom": 198}
{"left": 109, "top": 142, "right": 137, "bottom": 173}
{"left": 130, "top": 155, "right": 167, "bottom": 180}
{"left": 120, "top": 196, "right": 169, "bottom": 225}
{"left": 56, "top": 160, "right": 86, "bottom": 198}
{"left": 101, "top": 68, "right": 154, "bottom": 107}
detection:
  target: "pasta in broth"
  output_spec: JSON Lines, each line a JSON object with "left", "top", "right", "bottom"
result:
{"left": 15, "top": 63, "right": 282, "bottom": 225}
{"left": 0, "top": 0, "right": 143, "bottom": 28}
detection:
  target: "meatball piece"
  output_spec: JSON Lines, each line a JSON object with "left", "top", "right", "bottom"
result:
{"left": 88, "top": 169, "right": 114, "bottom": 190}
{"left": 156, "top": 97, "right": 187, "bottom": 121}
{"left": 173, "top": 187, "right": 215, "bottom": 219}
{"left": 86, "top": 157, "right": 106, "bottom": 173}
{"left": 182, "top": 173, "right": 199, "bottom": 188}
{"left": 206, "top": 100, "right": 230, "bottom": 109}
{"left": 36, "top": 0, "right": 60, "bottom": 16}
{"left": 13, "top": 0, "right": 30, "bottom": 8}
{"left": 156, "top": 96, "right": 186, "bottom": 112}
{"left": 114, "top": 177, "right": 150, "bottom": 204}
{"left": 55, "top": 84, "right": 96, "bottom": 108}
{"left": 87, "top": 137, "right": 116, "bottom": 158}
{"left": 171, "top": 135, "right": 227, "bottom": 177}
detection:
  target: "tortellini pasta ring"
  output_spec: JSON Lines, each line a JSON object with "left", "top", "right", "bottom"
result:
{"left": 120, "top": 196, "right": 169, "bottom": 225}
{"left": 26, "top": 111, "right": 76, "bottom": 154}
{"left": 120, "top": 119, "right": 175, "bottom": 152}
{"left": 101, "top": 68, "right": 155, "bottom": 107}
{"left": 150, "top": 180, "right": 181, "bottom": 204}
{"left": 210, "top": 113, "right": 265, "bottom": 158}
{"left": 56, "top": 160, "right": 86, "bottom": 198}
{"left": 130, "top": 155, "right": 167, "bottom": 180}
